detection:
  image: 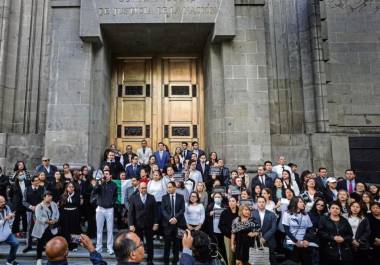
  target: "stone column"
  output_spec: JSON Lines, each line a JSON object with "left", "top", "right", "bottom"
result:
{"left": 45, "top": 3, "right": 94, "bottom": 166}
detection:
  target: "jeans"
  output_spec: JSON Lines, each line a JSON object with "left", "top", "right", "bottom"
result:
{"left": 96, "top": 206, "right": 114, "bottom": 252}
{"left": 3, "top": 233, "right": 20, "bottom": 262}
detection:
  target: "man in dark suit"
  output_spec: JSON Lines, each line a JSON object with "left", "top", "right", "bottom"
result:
{"left": 217, "top": 159, "right": 230, "bottom": 185}
{"left": 161, "top": 181, "right": 186, "bottom": 265}
{"left": 314, "top": 167, "right": 328, "bottom": 192}
{"left": 337, "top": 169, "right": 359, "bottom": 194}
{"left": 128, "top": 182, "right": 158, "bottom": 265}
{"left": 196, "top": 154, "right": 210, "bottom": 182}
{"left": 250, "top": 165, "right": 274, "bottom": 193}
{"left": 125, "top": 155, "right": 141, "bottom": 179}
{"left": 181, "top": 142, "right": 192, "bottom": 161}
{"left": 35, "top": 156, "right": 57, "bottom": 183}
{"left": 100, "top": 150, "right": 124, "bottom": 180}
{"left": 191, "top": 141, "right": 205, "bottom": 160}
{"left": 252, "top": 196, "right": 277, "bottom": 265}
{"left": 154, "top": 142, "right": 170, "bottom": 172}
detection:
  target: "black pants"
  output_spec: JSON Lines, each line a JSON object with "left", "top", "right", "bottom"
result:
{"left": 163, "top": 225, "right": 180, "bottom": 265}
{"left": 211, "top": 233, "right": 227, "bottom": 263}
{"left": 289, "top": 246, "right": 311, "bottom": 265}
{"left": 136, "top": 226, "right": 154, "bottom": 263}
{"left": 37, "top": 229, "right": 54, "bottom": 259}
{"left": 12, "top": 207, "right": 27, "bottom": 233}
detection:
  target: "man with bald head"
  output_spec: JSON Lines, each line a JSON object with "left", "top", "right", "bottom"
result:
{"left": 113, "top": 230, "right": 145, "bottom": 264}
{"left": 128, "top": 182, "right": 158, "bottom": 265}
{"left": 46, "top": 234, "right": 107, "bottom": 265}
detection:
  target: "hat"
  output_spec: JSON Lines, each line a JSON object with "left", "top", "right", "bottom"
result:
{"left": 326, "top": 177, "right": 337, "bottom": 183}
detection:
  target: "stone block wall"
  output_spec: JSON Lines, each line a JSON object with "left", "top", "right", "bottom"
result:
{"left": 322, "top": 0, "right": 380, "bottom": 132}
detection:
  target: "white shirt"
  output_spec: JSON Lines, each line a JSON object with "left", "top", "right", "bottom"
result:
{"left": 189, "top": 170, "right": 203, "bottom": 186}
{"left": 258, "top": 209, "right": 266, "bottom": 226}
{"left": 137, "top": 147, "right": 152, "bottom": 165}
{"left": 185, "top": 203, "right": 205, "bottom": 225}
{"left": 348, "top": 216, "right": 361, "bottom": 238}
{"left": 147, "top": 179, "right": 166, "bottom": 202}
{"left": 213, "top": 204, "right": 222, "bottom": 234}
{"left": 265, "top": 200, "right": 276, "bottom": 212}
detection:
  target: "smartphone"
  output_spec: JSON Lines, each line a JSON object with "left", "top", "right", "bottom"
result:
{"left": 70, "top": 234, "right": 81, "bottom": 244}
{"left": 177, "top": 228, "right": 186, "bottom": 239}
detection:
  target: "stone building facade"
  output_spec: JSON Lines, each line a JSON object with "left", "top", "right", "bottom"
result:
{"left": 0, "top": 0, "right": 379, "bottom": 182}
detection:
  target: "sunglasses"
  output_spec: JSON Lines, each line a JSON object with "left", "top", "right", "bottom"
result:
{"left": 133, "top": 242, "right": 143, "bottom": 251}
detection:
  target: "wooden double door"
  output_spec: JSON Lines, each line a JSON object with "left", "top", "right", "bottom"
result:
{"left": 110, "top": 57, "right": 205, "bottom": 153}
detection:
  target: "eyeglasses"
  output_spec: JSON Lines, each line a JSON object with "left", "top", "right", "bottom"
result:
{"left": 42, "top": 160, "right": 49, "bottom": 162}
{"left": 133, "top": 242, "right": 143, "bottom": 251}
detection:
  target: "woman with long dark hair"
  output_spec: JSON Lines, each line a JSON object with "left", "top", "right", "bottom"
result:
{"left": 300, "top": 178, "right": 324, "bottom": 212}
{"left": 348, "top": 201, "right": 371, "bottom": 265}
{"left": 50, "top": 171, "right": 64, "bottom": 203}
{"left": 9, "top": 170, "right": 29, "bottom": 237}
{"left": 282, "top": 196, "right": 313, "bottom": 265}
{"left": 361, "top": 191, "right": 374, "bottom": 216}
{"left": 319, "top": 201, "right": 354, "bottom": 265}
{"left": 307, "top": 198, "right": 327, "bottom": 265}
{"left": 219, "top": 197, "right": 239, "bottom": 265}
{"left": 59, "top": 182, "right": 82, "bottom": 251}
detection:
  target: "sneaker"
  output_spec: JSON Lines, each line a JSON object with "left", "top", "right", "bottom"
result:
{"left": 107, "top": 250, "right": 114, "bottom": 255}
{"left": 36, "top": 259, "right": 42, "bottom": 265}
{"left": 72, "top": 248, "right": 78, "bottom": 252}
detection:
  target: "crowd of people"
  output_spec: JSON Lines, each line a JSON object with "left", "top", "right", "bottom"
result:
{"left": 0, "top": 139, "right": 380, "bottom": 265}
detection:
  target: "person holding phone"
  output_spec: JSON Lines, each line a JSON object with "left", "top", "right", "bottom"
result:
{"left": 0, "top": 195, "right": 20, "bottom": 265}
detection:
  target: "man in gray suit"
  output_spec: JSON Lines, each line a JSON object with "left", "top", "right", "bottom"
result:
{"left": 252, "top": 196, "right": 278, "bottom": 265}
{"left": 136, "top": 139, "right": 153, "bottom": 165}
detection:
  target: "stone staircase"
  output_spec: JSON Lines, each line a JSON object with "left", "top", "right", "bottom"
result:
{"left": 0, "top": 234, "right": 169, "bottom": 265}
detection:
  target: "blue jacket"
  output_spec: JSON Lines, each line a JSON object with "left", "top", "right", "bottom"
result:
{"left": 153, "top": 151, "right": 170, "bottom": 170}
{"left": 125, "top": 164, "right": 141, "bottom": 179}
{"left": 180, "top": 248, "right": 211, "bottom": 265}
{"left": 35, "top": 164, "right": 58, "bottom": 183}
{"left": 251, "top": 209, "right": 277, "bottom": 249}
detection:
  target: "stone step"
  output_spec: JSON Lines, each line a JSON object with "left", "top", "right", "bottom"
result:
{"left": 0, "top": 243, "right": 174, "bottom": 261}
{"left": 7, "top": 258, "right": 166, "bottom": 265}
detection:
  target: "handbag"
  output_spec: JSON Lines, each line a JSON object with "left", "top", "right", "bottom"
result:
{"left": 249, "top": 237, "right": 270, "bottom": 265}
{"left": 210, "top": 242, "right": 226, "bottom": 265}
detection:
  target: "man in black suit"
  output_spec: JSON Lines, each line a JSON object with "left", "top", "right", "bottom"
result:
{"left": 337, "top": 169, "right": 359, "bottom": 194}
{"left": 252, "top": 196, "right": 278, "bottom": 265}
{"left": 35, "top": 156, "right": 58, "bottom": 183}
{"left": 161, "top": 181, "right": 186, "bottom": 265}
{"left": 125, "top": 155, "right": 142, "bottom": 179}
{"left": 315, "top": 167, "right": 328, "bottom": 192}
{"left": 250, "top": 165, "right": 274, "bottom": 193}
{"left": 128, "top": 182, "right": 158, "bottom": 265}
{"left": 181, "top": 142, "right": 192, "bottom": 161}
{"left": 196, "top": 154, "right": 210, "bottom": 182}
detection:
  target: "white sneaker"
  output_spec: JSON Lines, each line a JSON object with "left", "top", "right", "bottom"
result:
{"left": 36, "top": 259, "right": 42, "bottom": 265}
{"left": 107, "top": 250, "right": 114, "bottom": 255}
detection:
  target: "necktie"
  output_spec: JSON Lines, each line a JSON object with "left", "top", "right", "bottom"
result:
{"left": 143, "top": 148, "right": 145, "bottom": 154}
{"left": 261, "top": 176, "right": 265, "bottom": 186}
{"left": 171, "top": 195, "right": 175, "bottom": 218}
{"left": 349, "top": 181, "right": 353, "bottom": 193}
{"left": 142, "top": 195, "right": 146, "bottom": 204}
{"left": 133, "top": 166, "right": 136, "bottom": 174}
